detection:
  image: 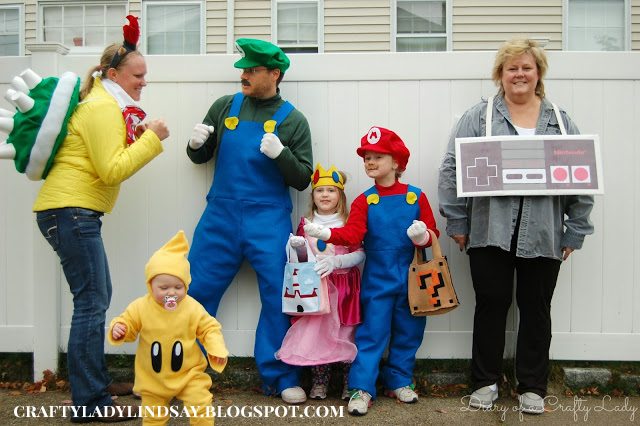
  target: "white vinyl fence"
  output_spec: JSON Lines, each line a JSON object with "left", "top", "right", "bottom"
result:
{"left": 1, "top": 44, "right": 639, "bottom": 378}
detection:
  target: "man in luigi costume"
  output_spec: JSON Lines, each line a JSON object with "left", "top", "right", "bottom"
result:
{"left": 186, "top": 38, "right": 313, "bottom": 404}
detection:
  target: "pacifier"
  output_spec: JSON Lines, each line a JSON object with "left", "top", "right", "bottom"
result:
{"left": 163, "top": 295, "right": 178, "bottom": 311}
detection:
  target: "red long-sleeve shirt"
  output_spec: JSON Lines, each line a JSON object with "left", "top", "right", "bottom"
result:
{"left": 327, "top": 180, "right": 440, "bottom": 248}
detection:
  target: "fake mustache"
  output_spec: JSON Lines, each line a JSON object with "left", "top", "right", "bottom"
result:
{"left": 241, "top": 79, "right": 250, "bottom": 86}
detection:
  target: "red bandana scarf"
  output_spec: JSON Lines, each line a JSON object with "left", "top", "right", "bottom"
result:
{"left": 122, "top": 105, "right": 146, "bottom": 145}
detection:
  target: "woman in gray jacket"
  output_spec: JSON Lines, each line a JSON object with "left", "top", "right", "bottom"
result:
{"left": 438, "top": 38, "right": 594, "bottom": 415}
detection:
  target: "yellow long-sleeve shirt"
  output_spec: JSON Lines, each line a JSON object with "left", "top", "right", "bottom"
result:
{"left": 108, "top": 294, "right": 229, "bottom": 398}
{"left": 33, "top": 78, "right": 163, "bottom": 213}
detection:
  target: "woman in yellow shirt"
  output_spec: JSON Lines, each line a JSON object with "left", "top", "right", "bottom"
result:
{"left": 34, "top": 17, "right": 170, "bottom": 423}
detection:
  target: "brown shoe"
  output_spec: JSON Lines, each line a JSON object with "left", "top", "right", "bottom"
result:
{"left": 106, "top": 382, "right": 133, "bottom": 396}
{"left": 69, "top": 401, "right": 138, "bottom": 423}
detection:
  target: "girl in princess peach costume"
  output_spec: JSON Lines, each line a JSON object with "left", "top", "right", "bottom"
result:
{"left": 276, "top": 164, "right": 364, "bottom": 400}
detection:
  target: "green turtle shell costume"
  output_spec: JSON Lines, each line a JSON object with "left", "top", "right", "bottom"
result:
{"left": 0, "top": 69, "right": 80, "bottom": 180}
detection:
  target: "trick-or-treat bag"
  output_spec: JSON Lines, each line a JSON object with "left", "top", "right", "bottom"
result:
{"left": 408, "top": 229, "right": 459, "bottom": 316}
{"left": 282, "top": 240, "right": 329, "bottom": 316}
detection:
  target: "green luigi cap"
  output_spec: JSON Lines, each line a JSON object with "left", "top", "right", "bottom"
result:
{"left": 234, "top": 38, "right": 290, "bottom": 73}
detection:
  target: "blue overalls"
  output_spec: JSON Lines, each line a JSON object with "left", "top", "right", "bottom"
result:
{"left": 188, "top": 93, "right": 300, "bottom": 394}
{"left": 348, "top": 185, "right": 428, "bottom": 398}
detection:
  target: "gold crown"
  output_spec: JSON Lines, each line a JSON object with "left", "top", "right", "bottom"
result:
{"left": 311, "top": 163, "right": 344, "bottom": 190}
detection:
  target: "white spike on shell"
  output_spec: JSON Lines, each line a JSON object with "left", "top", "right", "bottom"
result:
{"left": 5, "top": 89, "right": 34, "bottom": 113}
{"left": 0, "top": 141, "right": 16, "bottom": 160}
{"left": 0, "top": 117, "right": 14, "bottom": 134}
{"left": 0, "top": 108, "right": 14, "bottom": 118}
{"left": 11, "top": 76, "right": 30, "bottom": 93}
{"left": 19, "top": 68, "right": 42, "bottom": 90}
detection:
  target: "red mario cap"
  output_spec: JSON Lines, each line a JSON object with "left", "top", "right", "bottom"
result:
{"left": 356, "top": 126, "right": 410, "bottom": 171}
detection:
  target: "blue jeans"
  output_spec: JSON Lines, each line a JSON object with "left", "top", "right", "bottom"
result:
{"left": 36, "top": 208, "right": 114, "bottom": 412}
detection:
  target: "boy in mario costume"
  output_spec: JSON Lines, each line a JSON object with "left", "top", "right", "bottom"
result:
{"left": 109, "top": 230, "right": 228, "bottom": 425}
{"left": 305, "top": 127, "right": 439, "bottom": 415}
{"left": 186, "top": 38, "right": 312, "bottom": 403}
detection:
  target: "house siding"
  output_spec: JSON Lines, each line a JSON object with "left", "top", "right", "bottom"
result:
{"left": 633, "top": 0, "right": 640, "bottom": 50}
{"left": 206, "top": 0, "right": 228, "bottom": 53}
{"left": 324, "top": 0, "right": 390, "bottom": 52}
{"left": 452, "top": 0, "right": 563, "bottom": 51}
{"left": 11, "top": 0, "right": 640, "bottom": 56}
{"left": 234, "top": 0, "right": 270, "bottom": 41}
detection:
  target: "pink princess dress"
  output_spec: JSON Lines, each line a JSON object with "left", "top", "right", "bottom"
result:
{"left": 276, "top": 214, "right": 364, "bottom": 366}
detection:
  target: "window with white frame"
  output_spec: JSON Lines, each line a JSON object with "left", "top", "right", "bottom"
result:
{"left": 567, "top": 0, "right": 626, "bottom": 50}
{"left": 396, "top": 0, "right": 447, "bottom": 52}
{"left": 41, "top": 2, "right": 127, "bottom": 51}
{"left": 144, "top": 1, "right": 202, "bottom": 54}
{"left": 0, "top": 6, "right": 20, "bottom": 56}
{"left": 276, "top": 0, "right": 319, "bottom": 53}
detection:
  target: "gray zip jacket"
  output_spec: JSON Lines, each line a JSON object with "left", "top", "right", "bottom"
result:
{"left": 438, "top": 95, "right": 594, "bottom": 260}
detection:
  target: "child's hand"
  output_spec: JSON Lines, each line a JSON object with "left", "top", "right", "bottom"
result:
{"left": 314, "top": 255, "right": 341, "bottom": 278}
{"left": 112, "top": 323, "right": 127, "bottom": 340}
{"left": 407, "top": 220, "right": 430, "bottom": 245}
{"left": 288, "top": 233, "right": 306, "bottom": 248}
{"left": 304, "top": 223, "right": 331, "bottom": 241}
{"left": 211, "top": 356, "right": 227, "bottom": 365}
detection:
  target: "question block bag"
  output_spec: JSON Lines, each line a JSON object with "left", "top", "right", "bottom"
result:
{"left": 408, "top": 229, "right": 459, "bottom": 316}
{"left": 282, "top": 241, "right": 330, "bottom": 316}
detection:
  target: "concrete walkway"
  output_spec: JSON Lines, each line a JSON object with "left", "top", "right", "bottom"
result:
{"left": 2, "top": 387, "right": 639, "bottom": 425}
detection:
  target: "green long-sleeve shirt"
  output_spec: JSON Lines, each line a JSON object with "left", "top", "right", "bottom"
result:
{"left": 186, "top": 91, "right": 313, "bottom": 191}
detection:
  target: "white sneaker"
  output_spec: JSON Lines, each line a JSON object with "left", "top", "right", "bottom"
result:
{"left": 469, "top": 385, "right": 498, "bottom": 409}
{"left": 281, "top": 386, "right": 307, "bottom": 404}
{"left": 519, "top": 392, "right": 544, "bottom": 414}
{"left": 309, "top": 383, "right": 327, "bottom": 400}
{"left": 347, "top": 390, "right": 372, "bottom": 416}
{"left": 385, "top": 385, "right": 419, "bottom": 403}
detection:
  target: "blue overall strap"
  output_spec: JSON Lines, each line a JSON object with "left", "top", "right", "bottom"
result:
{"left": 228, "top": 92, "right": 244, "bottom": 118}
{"left": 363, "top": 186, "right": 378, "bottom": 198}
{"left": 270, "top": 101, "right": 295, "bottom": 135}
{"left": 406, "top": 184, "right": 422, "bottom": 200}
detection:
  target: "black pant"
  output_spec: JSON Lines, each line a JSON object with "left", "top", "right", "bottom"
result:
{"left": 468, "top": 246, "right": 561, "bottom": 397}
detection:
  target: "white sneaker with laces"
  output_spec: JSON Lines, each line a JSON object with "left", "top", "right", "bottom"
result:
{"left": 385, "top": 385, "right": 419, "bottom": 403}
{"left": 309, "top": 383, "right": 327, "bottom": 400}
{"left": 281, "top": 386, "right": 307, "bottom": 404}
{"left": 347, "top": 390, "right": 372, "bottom": 416}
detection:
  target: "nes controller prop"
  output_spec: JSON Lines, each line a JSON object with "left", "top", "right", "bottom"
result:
{"left": 455, "top": 135, "right": 603, "bottom": 197}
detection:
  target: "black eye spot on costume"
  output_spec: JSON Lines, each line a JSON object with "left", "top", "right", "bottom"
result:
{"left": 171, "top": 341, "right": 184, "bottom": 372}
{"left": 151, "top": 341, "right": 162, "bottom": 373}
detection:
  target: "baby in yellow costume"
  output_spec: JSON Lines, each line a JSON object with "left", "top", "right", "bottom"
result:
{"left": 109, "top": 230, "right": 228, "bottom": 425}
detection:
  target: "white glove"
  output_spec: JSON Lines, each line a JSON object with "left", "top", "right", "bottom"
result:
{"left": 303, "top": 223, "right": 331, "bottom": 241}
{"left": 288, "top": 234, "right": 306, "bottom": 248}
{"left": 407, "top": 220, "right": 430, "bottom": 245}
{"left": 260, "top": 133, "right": 284, "bottom": 159}
{"left": 334, "top": 250, "right": 365, "bottom": 269}
{"left": 189, "top": 123, "right": 214, "bottom": 150}
{"left": 314, "top": 255, "right": 341, "bottom": 278}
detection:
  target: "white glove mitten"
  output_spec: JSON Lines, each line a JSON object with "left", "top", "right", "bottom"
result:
{"left": 189, "top": 123, "right": 214, "bottom": 150}
{"left": 406, "top": 220, "right": 430, "bottom": 245}
{"left": 288, "top": 234, "right": 306, "bottom": 248}
{"left": 334, "top": 250, "right": 365, "bottom": 269}
{"left": 260, "top": 133, "right": 284, "bottom": 159}
{"left": 303, "top": 223, "right": 331, "bottom": 241}
{"left": 314, "top": 255, "right": 341, "bottom": 278}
